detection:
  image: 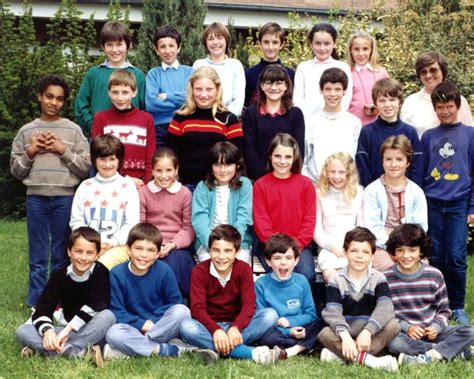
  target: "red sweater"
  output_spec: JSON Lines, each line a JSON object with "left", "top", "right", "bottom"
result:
{"left": 253, "top": 173, "right": 316, "bottom": 248}
{"left": 92, "top": 107, "right": 156, "bottom": 182}
{"left": 189, "top": 259, "right": 256, "bottom": 334}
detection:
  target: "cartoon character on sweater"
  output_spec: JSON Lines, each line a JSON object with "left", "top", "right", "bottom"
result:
{"left": 430, "top": 138, "right": 459, "bottom": 181}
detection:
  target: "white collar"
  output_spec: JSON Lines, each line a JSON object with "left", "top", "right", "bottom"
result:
{"left": 355, "top": 63, "right": 373, "bottom": 72}
{"left": 162, "top": 60, "right": 180, "bottom": 70}
{"left": 100, "top": 59, "right": 134, "bottom": 69}
{"left": 313, "top": 56, "right": 334, "bottom": 64}
{"left": 67, "top": 263, "right": 95, "bottom": 282}
{"left": 210, "top": 262, "right": 232, "bottom": 287}
{"left": 206, "top": 56, "right": 228, "bottom": 65}
{"left": 95, "top": 172, "right": 121, "bottom": 183}
{"left": 340, "top": 265, "right": 374, "bottom": 291}
{"left": 147, "top": 180, "right": 182, "bottom": 194}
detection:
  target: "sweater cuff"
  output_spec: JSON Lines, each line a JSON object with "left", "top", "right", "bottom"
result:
{"left": 430, "top": 322, "right": 444, "bottom": 334}
{"left": 399, "top": 320, "right": 411, "bottom": 333}
{"left": 19, "top": 152, "right": 35, "bottom": 168}
{"left": 365, "top": 320, "right": 380, "bottom": 335}
{"left": 68, "top": 316, "right": 86, "bottom": 332}
{"left": 60, "top": 148, "right": 75, "bottom": 165}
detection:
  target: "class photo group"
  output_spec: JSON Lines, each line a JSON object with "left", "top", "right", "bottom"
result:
{"left": 9, "top": 19, "right": 474, "bottom": 372}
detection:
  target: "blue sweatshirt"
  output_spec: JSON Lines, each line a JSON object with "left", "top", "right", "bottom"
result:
{"left": 421, "top": 123, "right": 474, "bottom": 213}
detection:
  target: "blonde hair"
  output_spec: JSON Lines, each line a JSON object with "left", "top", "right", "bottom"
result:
{"left": 318, "top": 152, "right": 359, "bottom": 204}
{"left": 347, "top": 31, "right": 380, "bottom": 70}
{"left": 108, "top": 69, "right": 136, "bottom": 90}
{"left": 177, "top": 66, "right": 227, "bottom": 121}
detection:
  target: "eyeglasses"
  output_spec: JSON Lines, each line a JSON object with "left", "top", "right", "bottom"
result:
{"left": 262, "top": 80, "right": 286, "bottom": 89}
{"left": 420, "top": 67, "right": 440, "bottom": 77}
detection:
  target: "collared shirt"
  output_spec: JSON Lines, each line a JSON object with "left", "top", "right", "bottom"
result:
{"left": 99, "top": 59, "right": 134, "bottom": 69}
{"left": 67, "top": 263, "right": 96, "bottom": 283}
{"left": 210, "top": 262, "right": 232, "bottom": 287}
{"left": 162, "top": 60, "right": 180, "bottom": 71}
{"left": 355, "top": 63, "right": 374, "bottom": 72}
{"left": 313, "top": 56, "right": 334, "bottom": 65}
{"left": 259, "top": 105, "right": 284, "bottom": 117}
{"left": 340, "top": 265, "right": 374, "bottom": 293}
{"left": 146, "top": 180, "right": 182, "bottom": 194}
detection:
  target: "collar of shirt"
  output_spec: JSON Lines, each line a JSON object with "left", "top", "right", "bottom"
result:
{"left": 162, "top": 60, "right": 180, "bottom": 70}
{"left": 380, "top": 175, "right": 408, "bottom": 193}
{"left": 147, "top": 180, "right": 182, "bottom": 194}
{"left": 100, "top": 59, "right": 134, "bottom": 69}
{"left": 210, "top": 262, "right": 232, "bottom": 287}
{"left": 259, "top": 105, "right": 284, "bottom": 117}
{"left": 206, "top": 56, "right": 228, "bottom": 65}
{"left": 355, "top": 63, "right": 374, "bottom": 72}
{"left": 67, "top": 263, "right": 95, "bottom": 282}
{"left": 340, "top": 265, "right": 374, "bottom": 291}
{"left": 313, "top": 56, "right": 334, "bottom": 64}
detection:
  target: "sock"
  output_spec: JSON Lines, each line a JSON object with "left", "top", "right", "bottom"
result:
{"left": 229, "top": 344, "right": 253, "bottom": 360}
{"left": 285, "top": 345, "right": 306, "bottom": 357}
{"left": 358, "top": 352, "right": 393, "bottom": 370}
{"left": 426, "top": 349, "right": 443, "bottom": 361}
{"left": 156, "top": 343, "right": 179, "bottom": 357}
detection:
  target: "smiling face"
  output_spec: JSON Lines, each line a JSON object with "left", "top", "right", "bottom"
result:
{"left": 68, "top": 236, "right": 99, "bottom": 276}
{"left": 261, "top": 79, "right": 287, "bottom": 103}
{"left": 266, "top": 247, "right": 299, "bottom": 280}
{"left": 346, "top": 240, "right": 373, "bottom": 275}
{"left": 210, "top": 239, "right": 238, "bottom": 278}
{"left": 38, "top": 85, "right": 65, "bottom": 121}
{"left": 103, "top": 39, "right": 128, "bottom": 67}
{"left": 259, "top": 33, "right": 283, "bottom": 62}
{"left": 321, "top": 82, "right": 345, "bottom": 112}
{"left": 350, "top": 37, "right": 372, "bottom": 67}
{"left": 419, "top": 61, "right": 443, "bottom": 93}
{"left": 271, "top": 144, "right": 294, "bottom": 179}
{"left": 310, "top": 31, "right": 335, "bottom": 62}
{"left": 95, "top": 154, "right": 119, "bottom": 178}
{"left": 152, "top": 157, "right": 178, "bottom": 189}
{"left": 394, "top": 245, "right": 421, "bottom": 274}
{"left": 128, "top": 239, "right": 159, "bottom": 275}
{"left": 376, "top": 94, "right": 400, "bottom": 122}
{"left": 108, "top": 84, "right": 136, "bottom": 111}
{"left": 155, "top": 37, "right": 180, "bottom": 66}
{"left": 212, "top": 162, "right": 237, "bottom": 186}
{"left": 327, "top": 159, "right": 348, "bottom": 190}
{"left": 206, "top": 33, "right": 227, "bottom": 61}
{"left": 435, "top": 100, "right": 459, "bottom": 125}
{"left": 382, "top": 148, "right": 409, "bottom": 182}
{"left": 193, "top": 77, "right": 218, "bottom": 109}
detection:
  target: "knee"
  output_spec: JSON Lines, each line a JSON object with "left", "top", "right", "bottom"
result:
{"left": 105, "top": 323, "right": 128, "bottom": 345}
{"left": 387, "top": 334, "right": 405, "bottom": 354}
{"left": 180, "top": 319, "right": 200, "bottom": 341}
{"left": 258, "top": 308, "right": 279, "bottom": 328}
{"left": 169, "top": 304, "right": 191, "bottom": 321}
{"left": 317, "top": 326, "right": 336, "bottom": 345}
{"left": 95, "top": 309, "right": 116, "bottom": 329}
{"left": 385, "top": 319, "right": 401, "bottom": 336}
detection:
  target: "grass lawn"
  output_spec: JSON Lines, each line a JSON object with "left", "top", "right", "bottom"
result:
{"left": 1, "top": 220, "right": 473, "bottom": 378}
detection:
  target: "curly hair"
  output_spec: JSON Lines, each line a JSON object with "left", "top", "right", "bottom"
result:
{"left": 386, "top": 224, "right": 431, "bottom": 259}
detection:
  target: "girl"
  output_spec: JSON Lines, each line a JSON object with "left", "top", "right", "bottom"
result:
{"left": 242, "top": 64, "right": 305, "bottom": 181}
{"left": 314, "top": 152, "right": 364, "bottom": 283}
{"left": 193, "top": 22, "right": 245, "bottom": 117}
{"left": 192, "top": 141, "right": 252, "bottom": 263}
{"left": 347, "top": 31, "right": 389, "bottom": 126}
{"left": 293, "top": 23, "right": 352, "bottom": 116}
{"left": 253, "top": 133, "right": 317, "bottom": 289}
{"left": 138, "top": 148, "right": 196, "bottom": 297}
{"left": 364, "top": 135, "right": 427, "bottom": 272}
{"left": 167, "top": 66, "right": 243, "bottom": 190}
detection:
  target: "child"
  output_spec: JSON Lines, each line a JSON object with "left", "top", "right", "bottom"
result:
{"left": 75, "top": 21, "right": 146, "bottom": 134}
{"left": 192, "top": 142, "right": 252, "bottom": 263}
{"left": 364, "top": 135, "right": 427, "bottom": 272}
{"left": 347, "top": 31, "right": 389, "bottom": 126}
{"left": 318, "top": 227, "right": 400, "bottom": 372}
{"left": 256, "top": 233, "right": 325, "bottom": 358}
{"left": 16, "top": 227, "right": 115, "bottom": 367}
{"left": 242, "top": 64, "right": 305, "bottom": 181}
{"left": 314, "top": 152, "right": 364, "bottom": 283}
{"left": 356, "top": 77, "right": 423, "bottom": 187}
{"left": 145, "top": 26, "right": 193, "bottom": 147}
{"left": 92, "top": 69, "right": 156, "bottom": 189}
{"left": 180, "top": 225, "right": 282, "bottom": 364}
{"left": 193, "top": 22, "right": 245, "bottom": 117}
{"left": 293, "top": 23, "right": 352, "bottom": 117}
{"left": 70, "top": 134, "right": 140, "bottom": 254}
{"left": 244, "top": 22, "right": 295, "bottom": 107}
{"left": 167, "top": 66, "right": 243, "bottom": 189}
{"left": 104, "top": 223, "right": 191, "bottom": 358}
{"left": 384, "top": 224, "right": 474, "bottom": 365}
{"left": 303, "top": 67, "right": 361, "bottom": 183}
{"left": 253, "top": 133, "right": 317, "bottom": 294}
{"left": 420, "top": 81, "right": 474, "bottom": 326}
{"left": 10, "top": 75, "right": 91, "bottom": 307}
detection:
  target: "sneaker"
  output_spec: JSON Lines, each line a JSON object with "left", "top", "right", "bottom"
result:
{"left": 320, "top": 348, "right": 344, "bottom": 363}
{"left": 452, "top": 309, "right": 471, "bottom": 326}
{"left": 376, "top": 355, "right": 399, "bottom": 372}
{"left": 193, "top": 349, "right": 220, "bottom": 363}
{"left": 20, "top": 346, "right": 36, "bottom": 358}
{"left": 273, "top": 345, "right": 288, "bottom": 360}
{"left": 458, "top": 345, "right": 474, "bottom": 360}
{"left": 251, "top": 346, "right": 280, "bottom": 365}
{"left": 103, "top": 343, "right": 128, "bottom": 360}
{"left": 85, "top": 345, "right": 104, "bottom": 368}
{"left": 398, "top": 353, "right": 433, "bottom": 365}
{"left": 169, "top": 338, "right": 198, "bottom": 356}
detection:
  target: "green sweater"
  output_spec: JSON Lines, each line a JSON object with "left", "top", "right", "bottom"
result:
{"left": 74, "top": 64, "right": 146, "bottom": 133}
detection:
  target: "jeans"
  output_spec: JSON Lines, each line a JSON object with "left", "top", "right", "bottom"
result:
{"left": 26, "top": 195, "right": 73, "bottom": 307}
{"left": 427, "top": 196, "right": 469, "bottom": 309}
{"left": 155, "top": 123, "right": 169, "bottom": 148}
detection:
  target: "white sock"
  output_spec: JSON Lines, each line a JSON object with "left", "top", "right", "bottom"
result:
{"left": 285, "top": 345, "right": 305, "bottom": 357}
{"left": 360, "top": 352, "right": 397, "bottom": 371}
{"left": 426, "top": 349, "right": 443, "bottom": 361}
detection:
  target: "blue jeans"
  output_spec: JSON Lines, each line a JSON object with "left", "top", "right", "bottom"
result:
{"left": 26, "top": 195, "right": 73, "bottom": 307}
{"left": 427, "top": 196, "right": 469, "bottom": 309}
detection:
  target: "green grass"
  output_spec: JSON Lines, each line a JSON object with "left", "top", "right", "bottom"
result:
{"left": 1, "top": 220, "right": 473, "bottom": 378}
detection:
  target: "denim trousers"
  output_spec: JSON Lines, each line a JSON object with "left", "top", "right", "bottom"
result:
{"left": 427, "top": 196, "right": 469, "bottom": 309}
{"left": 26, "top": 195, "right": 73, "bottom": 307}
{"left": 155, "top": 123, "right": 169, "bottom": 148}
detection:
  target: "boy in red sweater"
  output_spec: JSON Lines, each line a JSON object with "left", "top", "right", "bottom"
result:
{"left": 180, "top": 225, "right": 282, "bottom": 364}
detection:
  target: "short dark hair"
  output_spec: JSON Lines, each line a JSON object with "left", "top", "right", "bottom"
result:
{"left": 153, "top": 25, "right": 181, "bottom": 48}
{"left": 431, "top": 81, "right": 461, "bottom": 109}
{"left": 257, "top": 64, "right": 293, "bottom": 113}
{"left": 264, "top": 233, "right": 300, "bottom": 260}
{"left": 267, "top": 133, "right": 302, "bottom": 174}
{"left": 90, "top": 134, "right": 125, "bottom": 170}
{"left": 205, "top": 141, "right": 245, "bottom": 189}
{"left": 386, "top": 224, "right": 431, "bottom": 259}
{"left": 415, "top": 51, "right": 448, "bottom": 81}
{"left": 258, "top": 22, "right": 285, "bottom": 44}
{"left": 100, "top": 21, "right": 132, "bottom": 49}
{"left": 38, "top": 75, "right": 70, "bottom": 100}
{"left": 68, "top": 227, "right": 100, "bottom": 253}
{"left": 308, "top": 23, "right": 338, "bottom": 60}
{"left": 209, "top": 224, "right": 241, "bottom": 251}
{"left": 126, "top": 223, "right": 162, "bottom": 250}
{"left": 343, "top": 227, "right": 376, "bottom": 254}
{"left": 372, "top": 77, "right": 403, "bottom": 105}
{"left": 319, "top": 67, "right": 348, "bottom": 90}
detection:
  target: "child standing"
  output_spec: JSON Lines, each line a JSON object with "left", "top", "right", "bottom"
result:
{"left": 384, "top": 224, "right": 474, "bottom": 365}
{"left": 193, "top": 22, "right": 245, "bottom": 117}
{"left": 192, "top": 142, "right": 252, "bottom": 263}
{"left": 318, "top": 227, "right": 400, "bottom": 372}
{"left": 421, "top": 81, "right": 474, "bottom": 326}
{"left": 92, "top": 69, "right": 156, "bottom": 189}
{"left": 180, "top": 225, "right": 282, "bottom": 364}
{"left": 293, "top": 23, "right": 352, "bottom": 117}
{"left": 75, "top": 21, "right": 145, "bottom": 134}
{"left": 244, "top": 22, "right": 295, "bottom": 107}
{"left": 314, "top": 152, "right": 364, "bottom": 283}
{"left": 145, "top": 26, "right": 193, "bottom": 147}
{"left": 10, "top": 75, "right": 91, "bottom": 308}
{"left": 16, "top": 227, "right": 115, "bottom": 367}
{"left": 167, "top": 66, "right": 243, "bottom": 189}
{"left": 243, "top": 64, "right": 305, "bottom": 181}
{"left": 347, "top": 32, "right": 389, "bottom": 126}
{"left": 303, "top": 68, "right": 361, "bottom": 183}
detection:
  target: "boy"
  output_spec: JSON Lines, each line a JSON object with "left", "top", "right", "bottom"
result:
{"left": 104, "top": 223, "right": 190, "bottom": 358}
{"left": 180, "top": 224, "right": 282, "bottom": 364}
{"left": 69, "top": 134, "right": 139, "bottom": 254}
{"left": 318, "top": 227, "right": 400, "bottom": 372}
{"left": 16, "top": 227, "right": 115, "bottom": 367}
{"left": 92, "top": 69, "right": 156, "bottom": 189}
{"left": 356, "top": 78, "right": 423, "bottom": 187}
{"left": 420, "top": 81, "right": 474, "bottom": 326}
{"left": 303, "top": 68, "right": 361, "bottom": 183}
{"left": 384, "top": 224, "right": 474, "bottom": 365}
{"left": 75, "top": 21, "right": 146, "bottom": 134}
{"left": 10, "top": 75, "right": 91, "bottom": 308}
{"left": 256, "top": 233, "right": 325, "bottom": 358}
{"left": 244, "top": 22, "right": 295, "bottom": 107}
{"left": 145, "top": 26, "right": 193, "bottom": 147}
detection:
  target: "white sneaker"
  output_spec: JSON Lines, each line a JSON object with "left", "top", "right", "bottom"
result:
{"left": 320, "top": 348, "right": 344, "bottom": 363}
{"left": 376, "top": 355, "right": 398, "bottom": 372}
{"left": 169, "top": 338, "right": 197, "bottom": 355}
{"left": 103, "top": 343, "right": 128, "bottom": 360}
{"left": 252, "top": 346, "right": 278, "bottom": 365}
